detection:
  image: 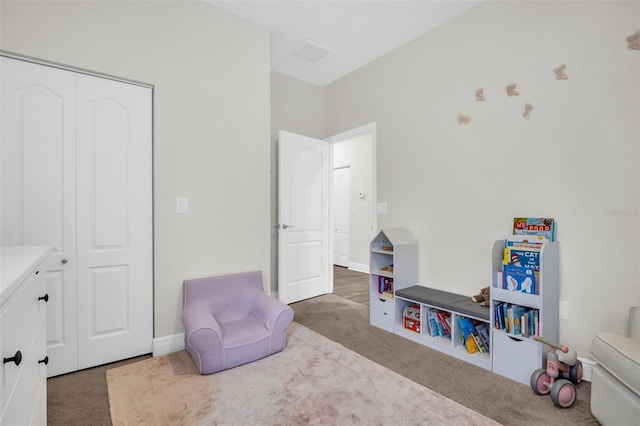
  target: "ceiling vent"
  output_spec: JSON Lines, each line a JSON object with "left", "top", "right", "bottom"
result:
{"left": 291, "top": 38, "right": 333, "bottom": 64}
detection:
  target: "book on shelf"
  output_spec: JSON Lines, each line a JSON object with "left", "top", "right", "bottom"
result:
{"left": 475, "top": 322, "right": 491, "bottom": 353}
{"left": 493, "top": 303, "right": 539, "bottom": 338}
{"left": 436, "top": 310, "right": 452, "bottom": 338}
{"left": 457, "top": 317, "right": 477, "bottom": 352}
{"left": 512, "top": 217, "right": 555, "bottom": 242}
{"left": 426, "top": 308, "right": 451, "bottom": 338}
{"left": 503, "top": 247, "right": 540, "bottom": 271}
{"left": 458, "top": 316, "right": 488, "bottom": 354}
{"left": 510, "top": 305, "right": 528, "bottom": 335}
{"left": 502, "top": 264, "right": 536, "bottom": 294}
{"left": 426, "top": 309, "right": 441, "bottom": 337}
{"left": 378, "top": 276, "right": 394, "bottom": 294}
{"left": 403, "top": 305, "right": 421, "bottom": 333}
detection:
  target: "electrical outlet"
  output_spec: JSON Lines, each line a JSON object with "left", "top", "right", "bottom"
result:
{"left": 559, "top": 301, "right": 569, "bottom": 320}
{"left": 377, "top": 202, "right": 388, "bottom": 214}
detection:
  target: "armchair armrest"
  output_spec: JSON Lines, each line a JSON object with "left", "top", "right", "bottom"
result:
{"left": 182, "top": 303, "right": 223, "bottom": 351}
{"left": 630, "top": 307, "right": 640, "bottom": 340}
{"left": 251, "top": 292, "right": 294, "bottom": 332}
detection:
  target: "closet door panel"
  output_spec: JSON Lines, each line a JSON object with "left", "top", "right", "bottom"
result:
{"left": 75, "top": 74, "right": 153, "bottom": 368}
{"left": 1, "top": 57, "right": 79, "bottom": 377}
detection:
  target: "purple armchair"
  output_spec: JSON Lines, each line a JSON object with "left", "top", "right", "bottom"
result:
{"left": 182, "top": 271, "right": 294, "bottom": 374}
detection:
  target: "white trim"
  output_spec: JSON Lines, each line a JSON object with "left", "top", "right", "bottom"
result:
{"left": 152, "top": 333, "right": 185, "bottom": 357}
{"left": 579, "top": 356, "right": 595, "bottom": 382}
{"left": 0, "top": 50, "right": 153, "bottom": 89}
{"left": 348, "top": 262, "right": 369, "bottom": 274}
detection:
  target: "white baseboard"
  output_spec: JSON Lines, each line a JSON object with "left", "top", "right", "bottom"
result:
{"left": 579, "top": 356, "right": 595, "bottom": 382}
{"left": 348, "top": 262, "right": 369, "bottom": 274}
{"left": 152, "top": 332, "right": 185, "bottom": 357}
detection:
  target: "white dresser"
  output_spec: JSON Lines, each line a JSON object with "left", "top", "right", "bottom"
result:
{"left": 1, "top": 246, "right": 50, "bottom": 425}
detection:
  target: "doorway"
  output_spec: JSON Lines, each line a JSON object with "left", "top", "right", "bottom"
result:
{"left": 274, "top": 123, "right": 376, "bottom": 302}
{"left": 328, "top": 123, "right": 376, "bottom": 275}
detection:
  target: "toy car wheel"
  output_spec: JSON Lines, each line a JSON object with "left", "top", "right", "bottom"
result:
{"left": 530, "top": 368, "right": 551, "bottom": 395}
{"left": 569, "top": 360, "right": 583, "bottom": 384}
{"left": 550, "top": 379, "right": 576, "bottom": 408}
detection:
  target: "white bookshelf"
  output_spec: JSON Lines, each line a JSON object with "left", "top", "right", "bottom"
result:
{"left": 490, "top": 239, "right": 559, "bottom": 385}
{"left": 369, "top": 228, "right": 418, "bottom": 332}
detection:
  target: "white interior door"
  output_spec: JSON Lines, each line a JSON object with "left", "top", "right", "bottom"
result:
{"left": 1, "top": 56, "right": 152, "bottom": 376}
{"left": 1, "top": 57, "right": 79, "bottom": 376}
{"left": 75, "top": 74, "right": 153, "bottom": 369}
{"left": 333, "top": 167, "right": 350, "bottom": 267}
{"left": 278, "top": 130, "right": 331, "bottom": 304}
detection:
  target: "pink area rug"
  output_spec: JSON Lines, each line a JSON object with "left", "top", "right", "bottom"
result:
{"left": 107, "top": 322, "right": 500, "bottom": 425}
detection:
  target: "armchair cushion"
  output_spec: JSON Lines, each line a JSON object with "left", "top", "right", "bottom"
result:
{"left": 182, "top": 271, "right": 293, "bottom": 374}
{"left": 591, "top": 331, "right": 640, "bottom": 397}
{"left": 590, "top": 306, "right": 640, "bottom": 425}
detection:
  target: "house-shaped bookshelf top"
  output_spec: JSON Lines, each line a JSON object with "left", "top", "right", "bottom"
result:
{"left": 371, "top": 227, "right": 417, "bottom": 252}
{"left": 370, "top": 228, "right": 418, "bottom": 291}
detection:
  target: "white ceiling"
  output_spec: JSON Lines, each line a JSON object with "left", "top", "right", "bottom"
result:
{"left": 208, "top": 1, "right": 482, "bottom": 87}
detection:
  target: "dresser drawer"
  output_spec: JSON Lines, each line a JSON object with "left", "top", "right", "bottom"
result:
{"left": 370, "top": 296, "right": 394, "bottom": 332}
{"left": 1, "top": 319, "right": 47, "bottom": 425}
{"left": 1, "top": 260, "right": 47, "bottom": 416}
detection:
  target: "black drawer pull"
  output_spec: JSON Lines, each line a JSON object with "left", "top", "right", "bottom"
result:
{"left": 38, "top": 293, "right": 49, "bottom": 302}
{"left": 3, "top": 350, "right": 22, "bottom": 366}
{"left": 35, "top": 270, "right": 40, "bottom": 275}
{"left": 39, "top": 356, "right": 49, "bottom": 365}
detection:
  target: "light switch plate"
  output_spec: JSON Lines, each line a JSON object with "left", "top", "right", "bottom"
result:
{"left": 559, "top": 301, "right": 569, "bottom": 320}
{"left": 176, "top": 197, "right": 188, "bottom": 214}
{"left": 377, "top": 202, "right": 388, "bottom": 214}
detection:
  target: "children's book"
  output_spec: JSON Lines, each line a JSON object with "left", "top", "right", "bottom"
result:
{"left": 503, "top": 264, "right": 536, "bottom": 294}
{"left": 427, "top": 309, "right": 441, "bottom": 337}
{"left": 504, "top": 248, "right": 540, "bottom": 271}
{"left": 502, "top": 265, "right": 536, "bottom": 294}
{"left": 458, "top": 317, "right": 479, "bottom": 354}
{"left": 475, "top": 323, "right": 491, "bottom": 353}
{"left": 512, "top": 217, "right": 555, "bottom": 242}
{"left": 510, "top": 305, "right": 528, "bottom": 335}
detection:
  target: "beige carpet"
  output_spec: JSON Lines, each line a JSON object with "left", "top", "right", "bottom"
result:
{"left": 107, "top": 322, "right": 500, "bottom": 425}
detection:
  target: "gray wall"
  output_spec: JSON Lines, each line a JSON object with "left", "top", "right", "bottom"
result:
{"left": 1, "top": 0, "right": 272, "bottom": 338}
{"left": 324, "top": 0, "right": 640, "bottom": 358}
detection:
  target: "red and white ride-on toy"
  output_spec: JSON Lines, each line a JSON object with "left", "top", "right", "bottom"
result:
{"left": 529, "top": 335, "right": 583, "bottom": 408}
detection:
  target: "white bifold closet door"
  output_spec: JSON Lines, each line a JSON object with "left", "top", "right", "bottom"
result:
{"left": 1, "top": 56, "right": 153, "bottom": 377}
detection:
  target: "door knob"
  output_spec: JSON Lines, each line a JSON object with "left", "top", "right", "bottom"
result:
{"left": 3, "top": 350, "right": 22, "bottom": 366}
{"left": 39, "top": 356, "right": 49, "bottom": 365}
{"left": 39, "top": 293, "right": 49, "bottom": 303}
{"left": 61, "top": 258, "right": 68, "bottom": 264}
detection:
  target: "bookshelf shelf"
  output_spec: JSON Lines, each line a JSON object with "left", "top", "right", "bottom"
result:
{"left": 490, "top": 239, "right": 559, "bottom": 385}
